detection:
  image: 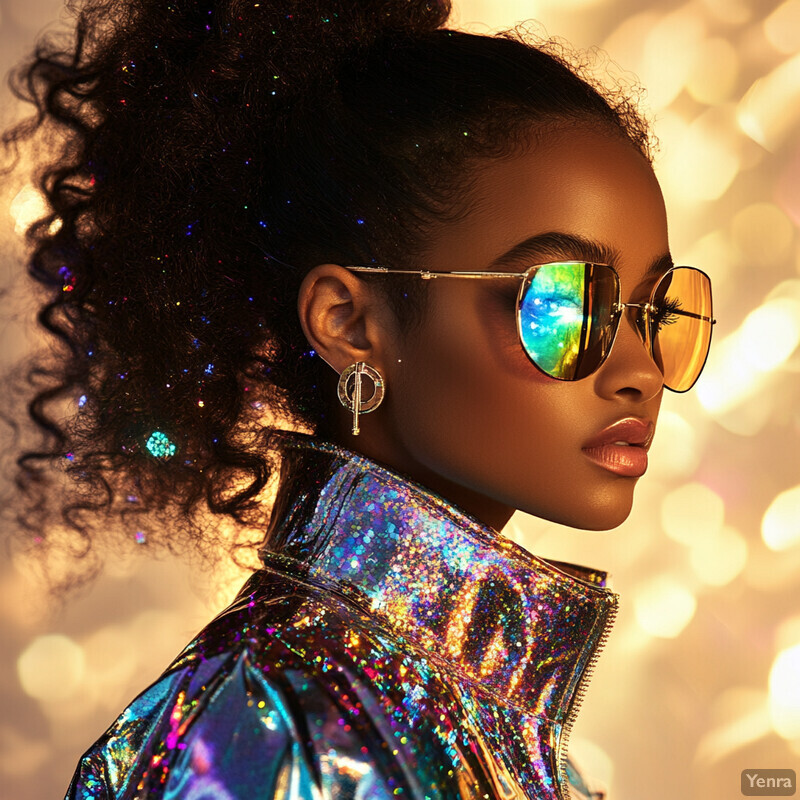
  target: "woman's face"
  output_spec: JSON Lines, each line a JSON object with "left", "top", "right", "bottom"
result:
{"left": 376, "top": 127, "right": 669, "bottom": 531}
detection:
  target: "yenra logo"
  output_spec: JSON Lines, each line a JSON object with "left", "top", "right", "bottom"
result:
{"left": 741, "top": 769, "right": 796, "bottom": 796}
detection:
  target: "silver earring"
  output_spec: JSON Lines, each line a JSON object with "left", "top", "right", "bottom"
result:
{"left": 337, "top": 362, "right": 385, "bottom": 436}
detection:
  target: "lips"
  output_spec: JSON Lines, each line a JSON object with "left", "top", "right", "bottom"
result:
{"left": 581, "top": 417, "right": 655, "bottom": 478}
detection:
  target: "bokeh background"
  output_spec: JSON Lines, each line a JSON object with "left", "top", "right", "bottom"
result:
{"left": 2, "top": 0, "right": 799, "bottom": 798}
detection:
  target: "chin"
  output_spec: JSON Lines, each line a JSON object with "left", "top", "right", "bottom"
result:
{"left": 523, "top": 489, "right": 636, "bottom": 532}
{"left": 574, "top": 495, "right": 636, "bottom": 531}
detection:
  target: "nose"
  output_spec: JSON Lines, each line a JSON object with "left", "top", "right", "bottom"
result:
{"left": 592, "top": 308, "right": 664, "bottom": 402}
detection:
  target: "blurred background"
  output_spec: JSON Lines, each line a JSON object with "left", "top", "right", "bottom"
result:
{"left": 1, "top": 0, "right": 799, "bottom": 798}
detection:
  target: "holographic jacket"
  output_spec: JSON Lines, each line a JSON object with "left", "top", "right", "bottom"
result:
{"left": 67, "top": 433, "right": 619, "bottom": 800}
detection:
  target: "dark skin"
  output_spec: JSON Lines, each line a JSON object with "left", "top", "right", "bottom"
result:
{"left": 298, "top": 127, "right": 668, "bottom": 532}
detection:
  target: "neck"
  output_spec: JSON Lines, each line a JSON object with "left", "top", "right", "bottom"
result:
{"left": 327, "top": 427, "right": 516, "bottom": 531}
{"left": 263, "top": 431, "right": 618, "bottom": 722}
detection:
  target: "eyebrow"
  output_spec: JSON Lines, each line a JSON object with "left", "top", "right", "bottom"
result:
{"left": 489, "top": 231, "right": 674, "bottom": 277}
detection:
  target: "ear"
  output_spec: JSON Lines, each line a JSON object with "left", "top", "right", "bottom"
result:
{"left": 297, "top": 264, "right": 394, "bottom": 375}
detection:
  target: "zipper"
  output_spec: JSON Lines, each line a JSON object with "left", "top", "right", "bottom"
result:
{"left": 556, "top": 591, "right": 620, "bottom": 800}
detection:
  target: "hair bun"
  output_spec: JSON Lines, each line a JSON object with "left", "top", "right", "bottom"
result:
{"left": 266, "top": 0, "right": 452, "bottom": 38}
{"left": 228, "top": 0, "right": 451, "bottom": 98}
{"left": 325, "top": 0, "right": 451, "bottom": 32}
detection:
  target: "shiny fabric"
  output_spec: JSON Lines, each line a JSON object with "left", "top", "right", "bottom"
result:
{"left": 66, "top": 433, "right": 618, "bottom": 800}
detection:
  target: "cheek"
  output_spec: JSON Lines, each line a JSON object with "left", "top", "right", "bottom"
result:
{"left": 387, "top": 289, "right": 642, "bottom": 528}
{"left": 390, "top": 292, "right": 575, "bottom": 486}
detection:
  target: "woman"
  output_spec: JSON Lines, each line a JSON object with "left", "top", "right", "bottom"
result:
{"left": 6, "top": 0, "right": 714, "bottom": 797}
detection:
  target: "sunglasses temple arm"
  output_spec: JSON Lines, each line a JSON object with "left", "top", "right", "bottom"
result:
{"left": 675, "top": 309, "right": 716, "bottom": 324}
{"left": 346, "top": 266, "right": 526, "bottom": 280}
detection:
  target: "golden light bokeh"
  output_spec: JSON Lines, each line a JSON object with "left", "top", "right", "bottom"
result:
{"left": 633, "top": 574, "right": 698, "bottom": 639}
{"left": 17, "top": 634, "right": 85, "bottom": 702}
{"left": 769, "top": 642, "right": 800, "bottom": 740}
{"left": 1, "top": 1, "right": 798, "bottom": 799}
{"left": 9, "top": 184, "right": 49, "bottom": 236}
{"left": 762, "top": 485, "right": 800, "bottom": 551}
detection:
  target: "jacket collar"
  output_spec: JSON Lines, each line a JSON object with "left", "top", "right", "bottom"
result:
{"left": 260, "top": 431, "right": 618, "bottom": 724}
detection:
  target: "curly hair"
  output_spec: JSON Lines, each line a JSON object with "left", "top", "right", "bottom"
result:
{"left": 3, "top": 0, "right": 652, "bottom": 590}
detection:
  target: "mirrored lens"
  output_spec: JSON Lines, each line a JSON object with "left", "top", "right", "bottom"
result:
{"left": 518, "top": 263, "right": 620, "bottom": 380}
{"left": 649, "top": 267, "right": 714, "bottom": 392}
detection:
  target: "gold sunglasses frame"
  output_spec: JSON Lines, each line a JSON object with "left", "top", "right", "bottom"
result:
{"left": 346, "top": 261, "right": 716, "bottom": 392}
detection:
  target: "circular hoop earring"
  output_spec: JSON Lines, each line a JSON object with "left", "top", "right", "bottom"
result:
{"left": 337, "top": 362, "right": 385, "bottom": 436}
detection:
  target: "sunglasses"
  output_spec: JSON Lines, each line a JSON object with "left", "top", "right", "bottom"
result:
{"left": 346, "top": 261, "right": 715, "bottom": 392}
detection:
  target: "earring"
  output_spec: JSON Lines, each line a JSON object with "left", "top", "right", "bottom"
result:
{"left": 337, "top": 362, "right": 385, "bottom": 436}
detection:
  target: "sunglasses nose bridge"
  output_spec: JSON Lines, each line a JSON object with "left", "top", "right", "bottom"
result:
{"left": 615, "top": 301, "right": 653, "bottom": 350}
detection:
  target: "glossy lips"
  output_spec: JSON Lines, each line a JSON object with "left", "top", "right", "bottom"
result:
{"left": 581, "top": 417, "right": 654, "bottom": 477}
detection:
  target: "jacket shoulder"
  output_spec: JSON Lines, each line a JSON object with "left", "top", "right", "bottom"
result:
{"left": 66, "top": 574, "right": 404, "bottom": 800}
{"left": 67, "top": 649, "right": 291, "bottom": 798}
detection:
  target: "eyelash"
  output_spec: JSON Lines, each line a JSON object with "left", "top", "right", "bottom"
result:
{"left": 652, "top": 296, "right": 683, "bottom": 329}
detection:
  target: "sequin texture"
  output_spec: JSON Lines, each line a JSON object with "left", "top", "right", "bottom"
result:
{"left": 145, "top": 431, "right": 177, "bottom": 459}
{"left": 66, "top": 433, "right": 617, "bottom": 799}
